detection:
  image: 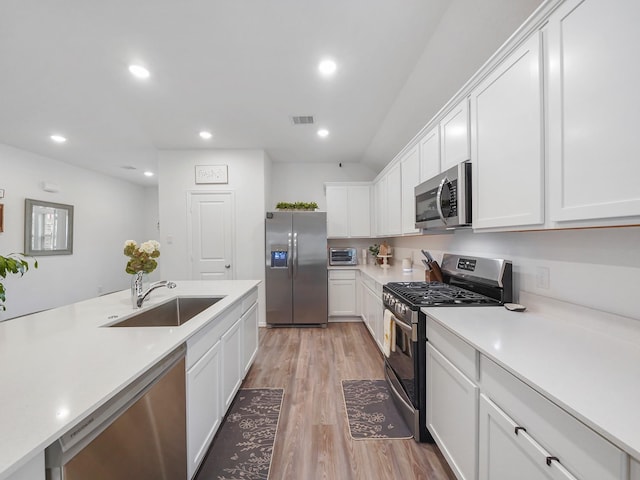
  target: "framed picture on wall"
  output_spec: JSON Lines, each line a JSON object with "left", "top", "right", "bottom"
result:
{"left": 195, "top": 165, "right": 228, "bottom": 184}
{"left": 0, "top": 204, "right": 4, "bottom": 232}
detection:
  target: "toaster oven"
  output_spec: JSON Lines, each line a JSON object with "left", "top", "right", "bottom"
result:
{"left": 329, "top": 248, "right": 357, "bottom": 266}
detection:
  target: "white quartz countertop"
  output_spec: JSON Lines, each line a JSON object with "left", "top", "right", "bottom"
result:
{"left": 328, "top": 263, "right": 427, "bottom": 284}
{"left": 423, "top": 292, "right": 640, "bottom": 460}
{"left": 0, "top": 280, "right": 260, "bottom": 479}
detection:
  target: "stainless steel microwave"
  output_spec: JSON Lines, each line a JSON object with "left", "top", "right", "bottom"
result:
{"left": 415, "top": 162, "right": 472, "bottom": 231}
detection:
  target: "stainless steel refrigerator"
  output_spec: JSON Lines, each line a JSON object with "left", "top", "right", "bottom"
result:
{"left": 265, "top": 211, "right": 328, "bottom": 326}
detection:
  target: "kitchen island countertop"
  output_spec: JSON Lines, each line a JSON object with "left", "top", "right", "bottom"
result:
{"left": 0, "top": 279, "right": 260, "bottom": 480}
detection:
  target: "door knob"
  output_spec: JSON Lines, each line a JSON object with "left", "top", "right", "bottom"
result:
{"left": 225, "top": 264, "right": 231, "bottom": 269}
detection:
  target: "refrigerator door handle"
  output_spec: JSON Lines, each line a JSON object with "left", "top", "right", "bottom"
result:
{"left": 287, "top": 232, "right": 293, "bottom": 278}
{"left": 292, "top": 232, "right": 298, "bottom": 277}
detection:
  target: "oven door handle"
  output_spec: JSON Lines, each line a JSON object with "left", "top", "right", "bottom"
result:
{"left": 385, "top": 369, "right": 415, "bottom": 413}
{"left": 388, "top": 312, "right": 417, "bottom": 342}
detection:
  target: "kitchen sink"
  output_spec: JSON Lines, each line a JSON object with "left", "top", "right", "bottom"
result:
{"left": 108, "top": 296, "right": 225, "bottom": 327}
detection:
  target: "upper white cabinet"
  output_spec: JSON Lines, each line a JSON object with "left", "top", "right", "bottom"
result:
{"left": 547, "top": 0, "right": 640, "bottom": 223}
{"left": 440, "top": 98, "right": 470, "bottom": 170}
{"left": 385, "top": 163, "right": 402, "bottom": 236}
{"left": 470, "top": 32, "right": 544, "bottom": 230}
{"left": 631, "top": 458, "right": 640, "bottom": 480}
{"left": 400, "top": 145, "right": 420, "bottom": 234}
{"left": 373, "top": 176, "right": 386, "bottom": 237}
{"left": 419, "top": 125, "right": 440, "bottom": 182}
{"left": 326, "top": 183, "right": 371, "bottom": 238}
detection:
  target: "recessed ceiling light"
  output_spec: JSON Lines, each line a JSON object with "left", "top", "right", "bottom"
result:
{"left": 199, "top": 131, "right": 213, "bottom": 140}
{"left": 50, "top": 134, "right": 67, "bottom": 143}
{"left": 318, "top": 59, "right": 337, "bottom": 76}
{"left": 317, "top": 129, "right": 330, "bottom": 138}
{"left": 143, "top": 171, "right": 154, "bottom": 177}
{"left": 128, "top": 64, "right": 150, "bottom": 79}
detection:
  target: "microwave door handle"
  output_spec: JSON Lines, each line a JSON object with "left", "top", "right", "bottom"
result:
{"left": 436, "top": 177, "right": 449, "bottom": 225}
{"left": 287, "top": 232, "right": 293, "bottom": 278}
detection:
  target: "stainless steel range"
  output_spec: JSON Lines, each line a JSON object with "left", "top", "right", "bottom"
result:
{"left": 382, "top": 253, "right": 512, "bottom": 442}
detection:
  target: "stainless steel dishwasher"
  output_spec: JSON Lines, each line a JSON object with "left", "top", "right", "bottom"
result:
{"left": 45, "top": 344, "right": 187, "bottom": 480}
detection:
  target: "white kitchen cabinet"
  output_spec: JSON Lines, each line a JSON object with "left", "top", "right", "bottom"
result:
{"left": 221, "top": 317, "right": 243, "bottom": 410}
{"left": 326, "top": 185, "right": 349, "bottom": 237}
{"left": 419, "top": 125, "right": 440, "bottom": 182}
{"left": 185, "top": 288, "right": 258, "bottom": 479}
{"left": 440, "top": 98, "right": 470, "bottom": 170}
{"left": 7, "top": 452, "right": 44, "bottom": 480}
{"left": 426, "top": 342, "right": 478, "bottom": 480}
{"left": 326, "top": 183, "right": 371, "bottom": 238}
{"left": 360, "top": 274, "right": 383, "bottom": 352}
{"left": 547, "top": 0, "right": 640, "bottom": 224}
{"left": 479, "top": 394, "right": 577, "bottom": 480}
{"left": 385, "top": 162, "right": 402, "bottom": 236}
{"left": 186, "top": 339, "right": 222, "bottom": 479}
{"left": 328, "top": 269, "right": 358, "bottom": 317}
{"left": 480, "top": 355, "right": 627, "bottom": 480}
{"left": 470, "top": 32, "right": 544, "bottom": 230}
{"left": 400, "top": 144, "right": 420, "bottom": 234}
{"left": 631, "top": 458, "right": 640, "bottom": 480}
{"left": 374, "top": 176, "right": 386, "bottom": 237}
{"left": 241, "top": 302, "right": 258, "bottom": 377}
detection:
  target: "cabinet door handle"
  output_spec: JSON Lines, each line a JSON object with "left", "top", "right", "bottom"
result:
{"left": 546, "top": 456, "right": 559, "bottom": 466}
{"left": 514, "top": 426, "right": 526, "bottom": 436}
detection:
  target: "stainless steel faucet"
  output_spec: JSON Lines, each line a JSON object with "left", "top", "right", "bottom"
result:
{"left": 133, "top": 276, "right": 177, "bottom": 309}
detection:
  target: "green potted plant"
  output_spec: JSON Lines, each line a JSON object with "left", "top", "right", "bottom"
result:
{"left": 275, "top": 201, "right": 318, "bottom": 211}
{"left": 0, "top": 253, "right": 38, "bottom": 311}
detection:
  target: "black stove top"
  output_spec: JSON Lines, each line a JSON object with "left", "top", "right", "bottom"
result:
{"left": 384, "top": 281, "right": 502, "bottom": 307}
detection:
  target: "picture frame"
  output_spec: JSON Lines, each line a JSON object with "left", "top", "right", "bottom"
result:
{"left": 195, "top": 165, "right": 228, "bottom": 184}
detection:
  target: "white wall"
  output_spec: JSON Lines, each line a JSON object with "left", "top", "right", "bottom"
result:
{"left": 0, "top": 144, "right": 154, "bottom": 320}
{"left": 269, "top": 162, "right": 376, "bottom": 211}
{"left": 390, "top": 227, "right": 640, "bottom": 321}
{"left": 157, "top": 149, "right": 269, "bottom": 324}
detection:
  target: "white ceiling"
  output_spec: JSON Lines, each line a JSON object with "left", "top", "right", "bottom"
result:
{"left": 0, "top": 0, "right": 540, "bottom": 186}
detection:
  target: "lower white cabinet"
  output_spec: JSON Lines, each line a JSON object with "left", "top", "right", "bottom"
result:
{"left": 480, "top": 355, "right": 626, "bottom": 480}
{"left": 360, "top": 274, "right": 383, "bottom": 352}
{"left": 426, "top": 342, "right": 478, "bottom": 480}
{"left": 479, "top": 394, "right": 577, "bottom": 480}
{"left": 185, "top": 287, "right": 259, "bottom": 479}
{"left": 221, "top": 317, "right": 243, "bottom": 410}
{"left": 186, "top": 340, "right": 222, "bottom": 479}
{"left": 241, "top": 302, "right": 259, "bottom": 377}
{"left": 328, "top": 269, "right": 357, "bottom": 316}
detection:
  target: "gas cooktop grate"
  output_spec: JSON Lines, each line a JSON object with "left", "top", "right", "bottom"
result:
{"left": 385, "top": 281, "right": 501, "bottom": 307}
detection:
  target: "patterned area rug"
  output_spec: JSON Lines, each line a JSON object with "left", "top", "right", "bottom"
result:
{"left": 342, "top": 379, "right": 413, "bottom": 440}
{"left": 195, "top": 388, "right": 284, "bottom": 480}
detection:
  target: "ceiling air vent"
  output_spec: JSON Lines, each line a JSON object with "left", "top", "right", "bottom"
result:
{"left": 291, "top": 115, "right": 314, "bottom": 125}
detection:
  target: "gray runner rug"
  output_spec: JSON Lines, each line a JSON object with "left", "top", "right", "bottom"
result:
{"left": 342, "top": 379, "right": 413, "bottom": 440}
{"left": 195, "top": 388, "right": 284, "bottom": 480}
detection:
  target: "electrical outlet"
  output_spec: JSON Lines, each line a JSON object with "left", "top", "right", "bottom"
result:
{"left": 97, "top": 285, "right": 103, "bottom": 295}
{"left": 535, "top": 266, "right": 550, "bottom": 290}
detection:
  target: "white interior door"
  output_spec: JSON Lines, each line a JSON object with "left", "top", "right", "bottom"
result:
{"left": 188, "top": 192, "right": 234, "bottom": 280}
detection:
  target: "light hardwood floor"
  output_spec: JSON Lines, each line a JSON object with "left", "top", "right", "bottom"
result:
{"left": 242, "top": 322, "right": 456, "bottom": 480}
